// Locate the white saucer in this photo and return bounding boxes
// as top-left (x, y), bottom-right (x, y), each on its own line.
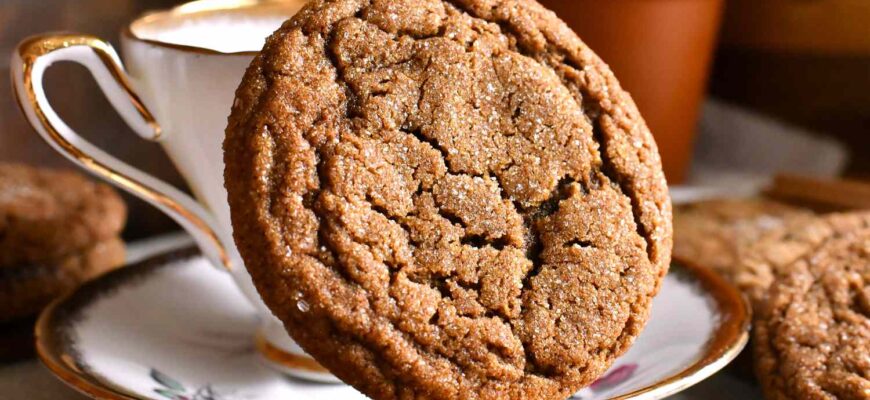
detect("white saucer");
top-left (36, 245), bottom-right (749, 400)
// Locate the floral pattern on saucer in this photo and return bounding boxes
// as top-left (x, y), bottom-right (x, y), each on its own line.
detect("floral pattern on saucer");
top-left (151, 368), bottom-right (237, 400)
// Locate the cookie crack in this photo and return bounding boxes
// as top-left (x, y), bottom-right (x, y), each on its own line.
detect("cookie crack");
top-left (588, 116), bottom-right (654, 261)
top-left (407, 127), bottom-right (453, 170)
top-left (760, 219), bottom-right (869, 398)
top-left (515, 175), bottom-right (576, 285)
top-left (325, 24), bottom-right (362, 120)
top-left (461, 233), bottom-right (509, 250)
top-left (278, 0), bottom-right (668, 389)
top-left (565, 239), bottom-right (594, 249)
top-left (443, 0), bottom-right (655, 265)
top-left (321, 19), bottom-right (531, 381)
top-left (435, 1), bottom-right (666, 380)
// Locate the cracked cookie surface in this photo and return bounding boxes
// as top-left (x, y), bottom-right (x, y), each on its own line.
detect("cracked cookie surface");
top-left (224, 0), bottom-right (671, 398)
top-left (753, 213), bottom-right (870, 400)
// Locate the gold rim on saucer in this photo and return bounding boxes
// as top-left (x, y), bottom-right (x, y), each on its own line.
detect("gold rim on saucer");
top-left (35, 249), bottom-right (204, 400)
top-left (610, 257), bottom-right (751, 400)
top-left (253, 332), bottom-right (331, 374)
top-left (35, 250), bottom-right (750, 400)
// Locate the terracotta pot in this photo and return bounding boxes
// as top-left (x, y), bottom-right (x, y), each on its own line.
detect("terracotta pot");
top-left (539, 0), bottom-right (725, 184)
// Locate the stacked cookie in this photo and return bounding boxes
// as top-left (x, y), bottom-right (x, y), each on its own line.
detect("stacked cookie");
top-left (0, 163), bottom-right (126, 358)
top-left (674, 198), bottom-right (816, 307)
top-left (675, 199), bottom-right (870, 398)
top-left (753, 212), bottom-right (869, 399)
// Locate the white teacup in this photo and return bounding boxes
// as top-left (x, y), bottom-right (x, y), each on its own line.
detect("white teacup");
top-left (11, 0), bottom-right (336, 382)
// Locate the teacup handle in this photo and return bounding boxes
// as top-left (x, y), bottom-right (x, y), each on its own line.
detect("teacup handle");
top-left (11, 33), bottom-right (232, 270)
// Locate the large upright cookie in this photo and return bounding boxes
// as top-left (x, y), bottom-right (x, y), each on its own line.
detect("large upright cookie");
top-left (753, 213), bottom-right (870, 400)
top-left (225, 0), bottom-right (671, 398)
top-left (0, 163), bottom-right (126, 267)
top-left (674, 198), bottom-right (815, 305)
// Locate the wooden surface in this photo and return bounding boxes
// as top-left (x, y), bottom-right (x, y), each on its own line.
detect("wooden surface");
top-left (766, 174), bottom-right (870, 212)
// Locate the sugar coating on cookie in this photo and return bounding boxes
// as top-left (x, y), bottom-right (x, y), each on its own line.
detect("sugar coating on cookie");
top-left (224, 0), bottom-right (671, 398)
top-left (753, 213), bottom-right (870, 400)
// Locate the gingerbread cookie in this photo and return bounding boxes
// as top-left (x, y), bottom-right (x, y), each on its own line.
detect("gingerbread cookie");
top-left (225, 0), bottom-right (671, 398)
top-left (0, 163), bottom-right (126, 267)
top-left (753, 212), bottom-right (870, 400)
top-left (0, 237), bottom-right (125, 323)
top-left (674, 198), bottom-right (815, 305)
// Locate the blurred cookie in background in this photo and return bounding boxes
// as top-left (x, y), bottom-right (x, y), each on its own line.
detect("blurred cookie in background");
top-left (674, 198), bottom-right (816, 304)
top-left (0, 163), bottom-right (126, 267)
top-left (753, 212), bottom-right (870, 400)
top-left (0, 163), bottom-right (127, 361)
top-left (0, 238), bottom-right (125, 324)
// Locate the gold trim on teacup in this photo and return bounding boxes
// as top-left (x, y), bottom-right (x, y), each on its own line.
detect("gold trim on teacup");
top-left (14, 34), bottom-right (231, 270)
top-left (17, 34), bottom-right (161, 139)
top-left (123, 0), bottom-right (306, 56)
